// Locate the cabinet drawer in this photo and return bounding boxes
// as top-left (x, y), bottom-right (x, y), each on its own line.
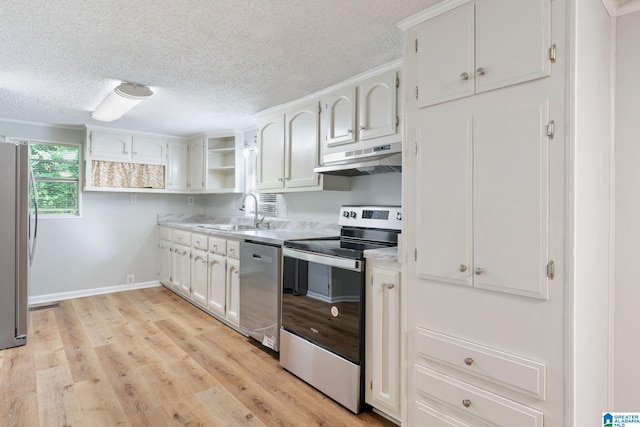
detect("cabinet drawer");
top-left (172, 230), bottom-right (191, 245)
top-left (191, 233), bottom-right (208, 250)
top-left (415, 401), bottom-right (471, 427)
top-left (227, 240), bottom-right (240, 259)
top-left (415, 365), bottom-right (543, 427)
top-left (416, 328), bottom-right (546, 400)
top-left (159, 226), bottom-right (171, 241)
top-left (208, 237), bottom-right (227, 255)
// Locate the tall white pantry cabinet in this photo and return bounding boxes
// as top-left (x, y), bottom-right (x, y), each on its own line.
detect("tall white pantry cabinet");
top-left (399, 0), bottom-right (613, 426)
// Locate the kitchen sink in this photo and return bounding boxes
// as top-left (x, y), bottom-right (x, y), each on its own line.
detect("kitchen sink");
top-left (194, 224), bottom-right (256, 231)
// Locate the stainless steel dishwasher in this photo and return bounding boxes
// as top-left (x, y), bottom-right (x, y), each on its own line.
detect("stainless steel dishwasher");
top-left (239, 240), bottom-right (282, 351)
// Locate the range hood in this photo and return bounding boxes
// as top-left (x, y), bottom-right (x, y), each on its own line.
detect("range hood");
top-left (314, 142), bottom-right (402, 176)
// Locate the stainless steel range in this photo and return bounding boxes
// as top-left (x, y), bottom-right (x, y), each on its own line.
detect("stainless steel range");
top-left (280, 205), bottom-right (401, 414)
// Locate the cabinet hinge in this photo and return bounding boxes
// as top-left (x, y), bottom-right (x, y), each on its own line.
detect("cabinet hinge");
top-left (370, 380), bottom-right (373, 390)
top-left (415, 38), bottom-right (418, 53)
top-left (396, 115), bottom-right (399, 127)
top-left (318, 103), bottom-right (322, 114)
top-left (396, 76), bottom-right (400, 88)
top-left (415, 86), bottom-right (419, 100)
top-left (549, 44), bottom-right (557, 63)
top-left (414, 141), bottom-right (418, 156)
top-left (546, 120), bottom-right (555, 139)
top-left (546, 260), bottom-right (555, 279)
top-left (414, 248), bottom-right (417, 261)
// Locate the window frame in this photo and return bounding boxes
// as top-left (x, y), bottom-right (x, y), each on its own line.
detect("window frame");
top-left (243, 139), bottom-right (278, 219)
top-left (29, 139), bottom-right (83, 219)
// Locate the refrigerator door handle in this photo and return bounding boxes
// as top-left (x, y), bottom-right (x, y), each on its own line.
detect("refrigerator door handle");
top-left (28, 161), bottom-right (38, 265)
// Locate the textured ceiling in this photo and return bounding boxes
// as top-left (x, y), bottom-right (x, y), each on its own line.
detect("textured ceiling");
top-left (0, 0), bottom-right (440, 136)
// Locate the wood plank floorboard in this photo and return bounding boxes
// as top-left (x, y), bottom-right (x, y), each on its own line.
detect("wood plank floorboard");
top-left (0, 287), bottom-right (397, 426)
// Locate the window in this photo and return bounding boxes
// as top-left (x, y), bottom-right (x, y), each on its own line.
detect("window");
top-left (30, 142), bottom-right (81, 216)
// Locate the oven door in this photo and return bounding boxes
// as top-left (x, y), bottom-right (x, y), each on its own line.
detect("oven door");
top-left (282, 248), bottom-right (364, 364)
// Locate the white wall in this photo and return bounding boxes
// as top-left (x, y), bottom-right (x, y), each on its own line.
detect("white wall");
top-left (571, 0), bottom-right (614, 423)
top-left (0, 120), bottom-right (203, 300)
top-left (202, 172), bottom-right (402, 223)
top-left (614, 9), bottom-right (640, 411)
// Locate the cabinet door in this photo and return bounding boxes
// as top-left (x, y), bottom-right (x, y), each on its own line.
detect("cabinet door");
top-left (473, 100), bottom-right (549, 299)
top-left (132, 137), bottom-right (166, 163)
top-left (416, 108), bottom-right (472, 286)
top-left (358, 71), bottom-right (397, 141)
top-left (475, 0), bottom-right (551, 94)
top-left (90, 131), bottom-right (132, 160)
top-left (226, 258), bottom-right (240, 326)
top-left (257, 115), bottom-right (285, 191)
top-left (158, 239), bottom-right (171, 285)
top-left (207, 253), bottom-right (226, 317)
top-left (191, 249), bottom-right (208, 306)
top-left (324, 86), bottom-right (357, 147)
top-left (188, 137), bottom-right (205, 191)
top-left (285, 101), bottom-right (320, 189)
top-left (367, 265), bottom-right (401, 418)
top-left (416, 2), bottom-right (475, 108)
top-left (171, 244), bottom-right (191, 297)
top-left (167, 141), bottom-right (188, 191)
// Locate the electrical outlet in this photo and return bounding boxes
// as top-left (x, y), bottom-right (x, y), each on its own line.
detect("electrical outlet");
top-left (188, 196), bottom-right (194, 206)
top-left (130, 194), bottom-right (137, 204)
top-left (280, 206), bottom-right (288, 218)
top-left (126, 274), bottom-right (134, 285)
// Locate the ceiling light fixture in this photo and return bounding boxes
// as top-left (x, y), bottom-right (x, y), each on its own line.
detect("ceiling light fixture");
top-left (91, 82), bottom-right (153, 122)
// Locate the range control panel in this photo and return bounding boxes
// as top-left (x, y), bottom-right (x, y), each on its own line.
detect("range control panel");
top-left (338, 205), bottom-right (402, 230)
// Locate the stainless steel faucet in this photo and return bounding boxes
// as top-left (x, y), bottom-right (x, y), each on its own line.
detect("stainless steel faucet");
top-left (240, 193), bottom-right (265, 228)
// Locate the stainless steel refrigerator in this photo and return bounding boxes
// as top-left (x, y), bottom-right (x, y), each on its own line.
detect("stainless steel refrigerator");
top-left (0, 138), bottom-right (38, 350)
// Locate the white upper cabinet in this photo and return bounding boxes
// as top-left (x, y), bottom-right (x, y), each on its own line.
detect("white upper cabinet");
top-left (324, 87), bottom-right (357, 147)
top-left (415, 95), bottom-right (551, 299)
top-left (285, 101), bottom-right (321, 189)
top-left (416, 0), bottom-right (551, 108)
top-left (206, 131), bottom-right (244, 193)
top-left (188, 136), bottom-right (205, 192)
top-left (257, 113), bottom-right (286, 191)
top-left (358, 71), bottom-right (398, 142)
top-left (88, 130), bottom-right (166, 164)
top-left (89, 131), bottom-right (133, 161)
top-left (167, 140), bottom-right (188, 191)
top-left (322, 69), bottom-right (399, 155)
top-left (131, 136), bottom-right (166, 163)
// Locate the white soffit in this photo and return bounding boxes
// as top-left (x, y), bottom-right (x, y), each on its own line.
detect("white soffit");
top-left (0, 0), bottom-right (440, 136)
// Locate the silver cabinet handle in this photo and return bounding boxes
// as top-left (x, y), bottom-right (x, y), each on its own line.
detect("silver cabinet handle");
top-left (462, 399), bottom-right (471, 408)
top-left (476, 67), bottom-right (486, 76)
top-left (464, 357), bottom-right (473, 366)
top-left (359, 126), bottom-right (365, 131)
top-left (459, 265), bottom-right (467, 272)
top-left (347, 129), bottom-right (353, 134)
top-left (278, 178), bottom-right (284, 182)
top-left (382, 282), bottom-right (395, 289)
top-left (459, 72), bottom-right (469, 80)
top-left (474, 267), bottom-right (484, 275)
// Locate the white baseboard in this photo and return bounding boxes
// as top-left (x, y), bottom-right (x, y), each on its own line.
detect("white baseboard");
top-left (29, 281), bottom-right (161, 306)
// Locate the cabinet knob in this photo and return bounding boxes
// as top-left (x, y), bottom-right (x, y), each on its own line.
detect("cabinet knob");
top-left (347, 129), bottom-right (353, 134)
top-left (464, 357), bottom-right (474, 366)
top-left (458, 264), bottom-right (467, 272)
top-left (382, 283), bottom-right (395, 289)
top-left (474, 267), bottom-right (484, 275)
top-left (359, 126), bottom-right (365, 131)
top-left (462, 399), bottom-right (472, 408)
top-left (476, 67), bottom-right (486, 76)
top-left (459, 72), bottom-right (469, 81)
top-left (278, 178), bottom-right (284, 182)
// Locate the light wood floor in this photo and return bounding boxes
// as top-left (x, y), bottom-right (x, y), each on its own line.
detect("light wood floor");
top-left (0, 286), bottom-right (396, 427)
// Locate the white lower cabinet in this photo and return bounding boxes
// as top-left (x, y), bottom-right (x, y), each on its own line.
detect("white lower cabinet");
top-left (224, 241), bottom-right (241, 327)
top-left (412, 327), bottom-right (546, 427)
top-left (159, 227), bottom-right (242, 331)
top-left (365, 259), bottom-right (402, 421)
top-left (190, 248), bottom-right (208, 306)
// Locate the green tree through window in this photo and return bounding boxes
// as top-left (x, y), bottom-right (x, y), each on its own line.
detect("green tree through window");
top-left (30, 143), bottom-right (80, 215)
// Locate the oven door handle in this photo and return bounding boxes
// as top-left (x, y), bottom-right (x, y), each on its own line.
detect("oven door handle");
top-left (282, 248), bottom-right (363, 272)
